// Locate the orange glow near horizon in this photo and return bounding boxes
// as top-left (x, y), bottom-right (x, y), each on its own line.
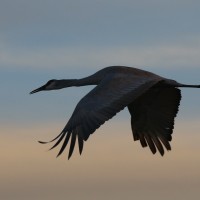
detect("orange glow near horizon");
top-left (1, 119), bottom-right (200, 200)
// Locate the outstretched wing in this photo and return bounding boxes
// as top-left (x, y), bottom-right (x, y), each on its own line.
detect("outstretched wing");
top-left (128, 86), bottom-right (181, 156)
top-left (41, 73), bottom-right (162, 159)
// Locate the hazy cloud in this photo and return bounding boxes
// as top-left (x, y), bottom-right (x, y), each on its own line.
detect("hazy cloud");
top-left (1, 0), bottom-right (200, 48)
top-left (1, 37), bottom-right (200, 69)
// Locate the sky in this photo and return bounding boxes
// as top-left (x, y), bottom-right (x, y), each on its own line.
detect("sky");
top-left (1, 0), bottom-right (200, 200)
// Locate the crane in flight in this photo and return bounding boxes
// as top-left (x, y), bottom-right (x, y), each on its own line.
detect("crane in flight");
top-left (30, 66), bottom-right (200, 159)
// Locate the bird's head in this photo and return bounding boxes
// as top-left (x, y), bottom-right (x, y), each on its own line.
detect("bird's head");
top-left (30, 79), bottom-right (58, 94)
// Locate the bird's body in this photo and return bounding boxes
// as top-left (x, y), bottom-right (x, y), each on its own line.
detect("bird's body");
top-left (30, 66), bottom-right (200, 159)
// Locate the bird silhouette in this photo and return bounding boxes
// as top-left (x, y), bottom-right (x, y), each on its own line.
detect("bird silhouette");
top-left (30, 66), bottom-right (200, 159)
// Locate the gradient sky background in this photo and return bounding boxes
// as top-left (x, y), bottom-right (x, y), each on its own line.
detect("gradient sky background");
top-left (1, 0), bottom-right (200, 200)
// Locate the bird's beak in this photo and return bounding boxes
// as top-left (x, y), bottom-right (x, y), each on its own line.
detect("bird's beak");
top-left (30, 85), bottom-right (46, 94)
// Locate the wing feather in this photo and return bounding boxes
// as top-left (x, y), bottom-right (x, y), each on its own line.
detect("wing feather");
top-left (44, 73), bottom-right (162, 158)
top-left (56, 131), bottom-right (72, 157)
top-left (145, 133), bottom-right (157, 154)
top-left (128, 87), bottom-right (181, 156)
top-left (78, 134), bottom-right (84, 155)
top-left (68, 133), bottom-right (77, 159)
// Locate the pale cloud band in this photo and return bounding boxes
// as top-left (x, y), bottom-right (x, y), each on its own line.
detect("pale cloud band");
top-left (1, 37), bottom-right (200, 70)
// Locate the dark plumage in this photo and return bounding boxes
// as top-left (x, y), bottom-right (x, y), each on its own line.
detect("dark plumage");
top-left (30, 66), bottom-right (200, 159)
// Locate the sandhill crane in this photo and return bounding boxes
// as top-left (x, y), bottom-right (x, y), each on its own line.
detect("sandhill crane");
top-left (30, 66), bottom-right (200, 159)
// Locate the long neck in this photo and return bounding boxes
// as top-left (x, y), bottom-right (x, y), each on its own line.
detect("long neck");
top-left (57, 75), bottom-right (101, 89)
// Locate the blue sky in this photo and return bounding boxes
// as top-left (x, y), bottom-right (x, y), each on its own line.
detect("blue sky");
top-left (1, 0), bottom-right (200, 69)
top-left (1, 1), bottom-right (200, 200)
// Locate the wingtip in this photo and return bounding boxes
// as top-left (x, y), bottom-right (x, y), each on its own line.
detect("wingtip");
top-left (68, 154), bottom-right (71, 160)
top-left (68, 146), bottom-right (74, 160)
top-left (167, 148), bottom-right (172, 152)
top-left (78, 136), bottom-right (84, 155)
top-left (56, 154), bottom-right (61, 158)
top-left (160, 151), bottom-right (164, 156)
top-left (152, 151), bottom-right (157, 155)
top-left (56, 151), bottom-right (62, 158)
top-left (79, 150), bottom-right (83, 155)
top-left (38, 140), bottom-right (47, 144)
